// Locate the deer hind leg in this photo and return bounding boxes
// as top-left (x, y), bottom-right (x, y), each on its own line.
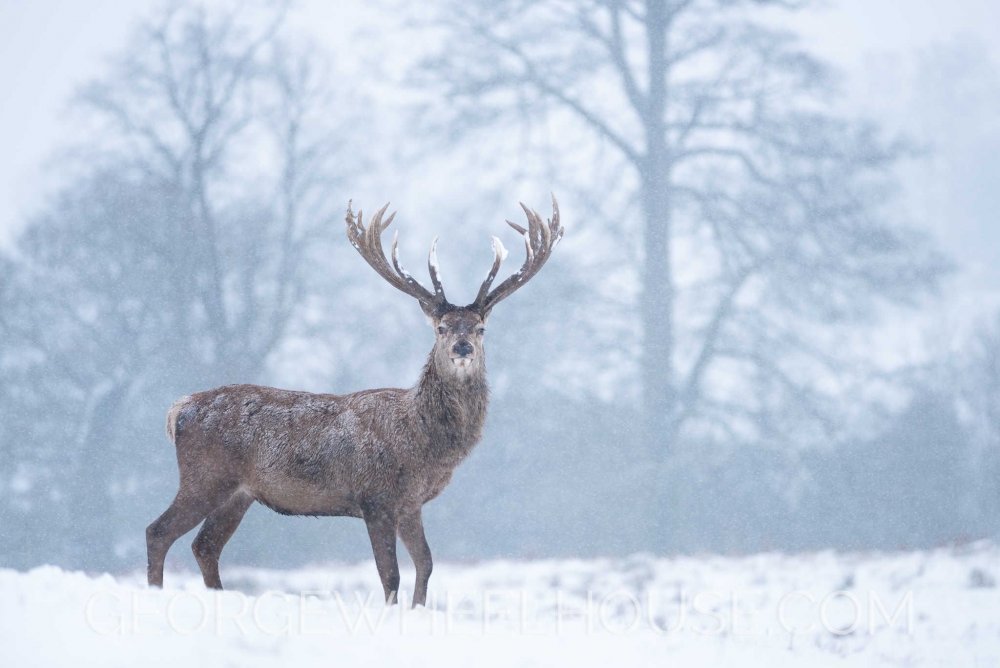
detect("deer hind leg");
top-left (192, 491), bottom-right (254, 590)
top-left (398, 510), bottom-right (433, 607)
top-left (362, 503), bottom-right (400, 604)
top-left (146, 485), bottom-right (236, 588)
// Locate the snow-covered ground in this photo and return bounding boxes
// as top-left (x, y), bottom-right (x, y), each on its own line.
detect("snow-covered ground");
top-left (2, 543), bottom-right (998, 666)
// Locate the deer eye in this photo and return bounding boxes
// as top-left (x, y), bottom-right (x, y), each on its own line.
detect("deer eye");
top-left (437, 326), bottom-right (447, 335)
top-left (476, 328), bottom-right (486, 336)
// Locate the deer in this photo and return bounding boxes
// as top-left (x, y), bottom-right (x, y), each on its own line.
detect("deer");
top-left (145, 197), bottom-right (562, 606)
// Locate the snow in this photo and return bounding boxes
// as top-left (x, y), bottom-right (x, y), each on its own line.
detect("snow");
top-left (491, 235), bottom-right (508, 262)
top-left (390, 231), bottom-right (413, 280)
top-left (2, 543), bottom-right (998, 667)
top-left (429, 237), bottom-right (441, 273)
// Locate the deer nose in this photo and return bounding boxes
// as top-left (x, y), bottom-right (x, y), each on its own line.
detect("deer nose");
top-left (452, 340), bottom-right (474, 357)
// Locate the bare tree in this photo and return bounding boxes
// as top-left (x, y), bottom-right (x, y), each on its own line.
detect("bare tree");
top-left (0, 171), bottom-right (179, 565)
top-left (411, 0), bottom-right (947, 456)
top-left (76, 1), bottom-right (352, 381)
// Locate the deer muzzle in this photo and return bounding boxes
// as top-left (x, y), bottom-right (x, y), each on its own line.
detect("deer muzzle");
top-left (452, 340), bottom-right (474, 358)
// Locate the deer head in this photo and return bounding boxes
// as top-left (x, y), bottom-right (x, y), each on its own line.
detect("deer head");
top-left (345, 197), bottom-right (563, 377)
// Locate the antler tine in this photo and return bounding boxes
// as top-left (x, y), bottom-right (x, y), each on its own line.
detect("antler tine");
top-left (472, 196), bottom-right (563, 315)
top-left (506, 218), bottom-right (527, 235)
top-left (473, 235), bottom-right (508, 305)
top-left (389, 231), bottom-right (408, 278)
top-left (345, 200), bottom-right (364, 242)
top-left (345, 201), bottom-right (443, 310)
top-left (550, 191), bottom-right (562, 237)
top-left (520, 203), bottom-right (540, 244)
top-left (382, 210), bottom-right (397, 231)
top-left (366, 205), bottom-right (391, 267)
top-left (506, 218), bottom-right (533, 263)
top-left (427, 237), bottom-right (447, 299)
top-left (364, 204), bottom-right (401, 284)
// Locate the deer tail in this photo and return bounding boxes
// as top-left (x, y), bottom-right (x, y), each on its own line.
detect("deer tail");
top-left (165, 395), bottom-right (192, 442)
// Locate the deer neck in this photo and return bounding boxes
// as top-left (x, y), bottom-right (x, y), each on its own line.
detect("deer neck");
top-left (413, 350), bottom-right (489, 458)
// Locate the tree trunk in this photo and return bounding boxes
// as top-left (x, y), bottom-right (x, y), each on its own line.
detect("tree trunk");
top-left (639, 165), bottom-right (675, 452)
top-left (68, 381), bottom-right (129, 570)
top-left (639, 0), bottom-right (675, 454)
top-left (638, 0), bottom-right (686, 552)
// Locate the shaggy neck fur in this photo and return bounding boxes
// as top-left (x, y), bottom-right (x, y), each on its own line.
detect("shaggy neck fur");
top-left (413, 347), bottom-right (489, 461)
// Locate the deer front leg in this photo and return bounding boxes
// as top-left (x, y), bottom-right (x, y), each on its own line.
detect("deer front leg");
top-left (363, 503), bottom-right (400, 604)
top-left (398, 510), bottom-right (433, 607)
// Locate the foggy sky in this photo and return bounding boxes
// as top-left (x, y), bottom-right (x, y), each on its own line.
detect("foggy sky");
top-left (1, 0), bottom-right (998, 260)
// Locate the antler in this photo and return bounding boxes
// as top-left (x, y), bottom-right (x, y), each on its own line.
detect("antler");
top-left (346, 202), bottom-right (449, 314)
top-left (471, 195), bottom-right (563, 315)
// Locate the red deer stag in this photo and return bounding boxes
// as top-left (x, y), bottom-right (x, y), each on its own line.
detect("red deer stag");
top-left (146, 197), bottom-right (563, 606)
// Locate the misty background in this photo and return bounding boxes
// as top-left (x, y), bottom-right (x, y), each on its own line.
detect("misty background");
top-left (1, 0), bottom-right (998, 574)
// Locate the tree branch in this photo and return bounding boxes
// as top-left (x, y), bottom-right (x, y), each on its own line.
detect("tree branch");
top-left (469, 21), bottom-right (642, 164)
top-left (676, 264), bottom-right (756, 427)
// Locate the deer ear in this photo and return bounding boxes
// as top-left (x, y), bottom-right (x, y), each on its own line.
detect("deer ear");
top-left (419, 300), bottom-right (438, 320)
